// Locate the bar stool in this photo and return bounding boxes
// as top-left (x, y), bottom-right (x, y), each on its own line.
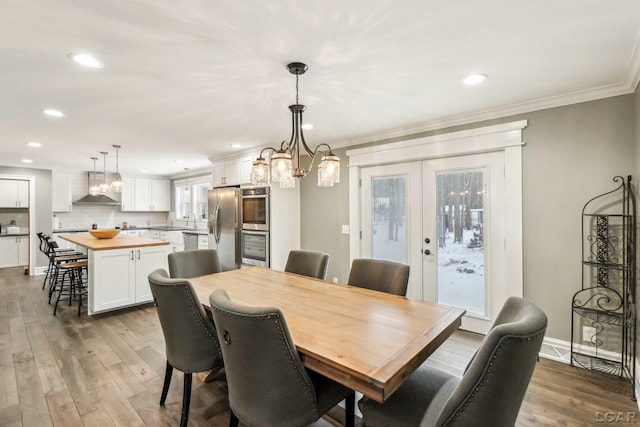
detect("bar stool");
top-left (53, 260), bottom-right (88, 316)
top-left (46, 240), bottom-right (87, 303)
top-left (42, 236), bottom-right (81, 291)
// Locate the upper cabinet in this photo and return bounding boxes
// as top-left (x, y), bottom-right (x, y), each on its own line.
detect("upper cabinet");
top-left (120, 177), bottom-right (135, 211)
top-left (121, 177), bottom-right (170, 212)
top-left (211, 155), bottom-right (254, 187)
top-left (0, 179), bottom-right (29, 208)
top-left (52, 173), bottom-right (72, 212)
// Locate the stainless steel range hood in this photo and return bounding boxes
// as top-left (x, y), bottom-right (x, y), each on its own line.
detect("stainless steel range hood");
top-left (73, 172), bottom-right (121, 205)
top-left (74, 193), bottom-right (121, 205)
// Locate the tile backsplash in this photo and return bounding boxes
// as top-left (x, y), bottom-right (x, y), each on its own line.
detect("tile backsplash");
top-left (54, 205), bottom-right (168, 230)
top-left (0, 208), bottom-right (29, 232)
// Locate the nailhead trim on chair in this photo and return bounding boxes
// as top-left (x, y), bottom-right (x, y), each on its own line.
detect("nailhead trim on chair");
top-left (444, 328), bottom-right (546, 426)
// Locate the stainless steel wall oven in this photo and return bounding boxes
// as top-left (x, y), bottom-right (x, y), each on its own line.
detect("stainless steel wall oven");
top-left (240, 186), bottom-right (270, 267)
top-left (241, 186), bottom-right (269, 231)
top-left (240, 229), bottom-right (269, 267)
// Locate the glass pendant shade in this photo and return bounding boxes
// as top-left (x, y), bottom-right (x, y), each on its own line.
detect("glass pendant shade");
top-left (111, 173), bottom-right (123, 192)
top-left (251, 157), bottom-right (270, 185)
top-left (279, 169), bottom-right (296, 188)
top-left (271, 150), bottom-right (292, 183)
top-left (318, 154), bottom-right (340, 187)
top-left (89, 184), bottom-right (100, 196)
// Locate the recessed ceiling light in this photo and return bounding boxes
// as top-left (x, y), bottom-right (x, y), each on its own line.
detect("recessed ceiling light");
top-left (141, 169), bottom-right (148, 173)
top-left (175, 159), bottom-right (184, 164)
top-left (463, 74), bottom-right (487, 85)
top-left (22, 159), bottom-right (33, 163)
top-left (27, 141), bottom-right (42, 148)
top-left (231, 143), bottom-right (243, 148)
top-left (43, 108), bottom-right (64, 117)
top-left (301, 123), bottom-right (313, 130)
top-left (69, 53), bottom-right (104, 69)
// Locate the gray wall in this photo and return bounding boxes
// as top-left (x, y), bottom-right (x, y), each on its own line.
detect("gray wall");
top-left (301, 94), bottom-right (635, 342)
top-left (0, 166), bottom-right (52, 268)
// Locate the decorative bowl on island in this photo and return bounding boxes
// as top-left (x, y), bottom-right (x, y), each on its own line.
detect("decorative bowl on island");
top-left (89, 229), bottom-right (120, 239)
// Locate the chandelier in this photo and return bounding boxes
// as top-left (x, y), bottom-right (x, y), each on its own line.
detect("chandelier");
top-left (251, 62), bottom-right (340, 188)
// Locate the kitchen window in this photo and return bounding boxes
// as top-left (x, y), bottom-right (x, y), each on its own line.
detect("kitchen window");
top-left (174, 175), bottom-right (211, 219)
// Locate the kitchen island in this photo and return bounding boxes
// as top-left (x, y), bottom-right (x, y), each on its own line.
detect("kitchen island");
top-left (58, 233), bottom-right (170, 315)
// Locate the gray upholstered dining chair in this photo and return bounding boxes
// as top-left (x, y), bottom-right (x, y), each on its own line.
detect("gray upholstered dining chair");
top-left (148, 269), bottom-right (224, 427)
top-left (284, 249), bottom-right (330, 280)
top-left (361, 296), bottom-right (547, 427)
top-left (347, 258), bottom-right (410, 296)
top-left (168, 249), bottom-right (222, 278)
top-left (209, 289), bottom-right (355, 427)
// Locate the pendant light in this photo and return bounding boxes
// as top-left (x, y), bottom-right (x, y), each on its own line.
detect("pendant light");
top-left (111, 145), bottom-right (123, 192)
top-left (98, 151), bottom-right (110, 194)
top-left (89, 157), bottom-right (100, 196)
top-left (184, 168), bottom-right (190, 197)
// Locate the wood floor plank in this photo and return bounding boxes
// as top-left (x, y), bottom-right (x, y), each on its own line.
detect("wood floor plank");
top-left (45, 389), bottom-right (84, 427)
top-left (13, 351), bottom-right (52, 427)
top-left (0, 350), bottom-right (19, 410)
top-left (0, 403), bottom-right (22, 427)
top-left (0, 266), bottom-right (637, 427)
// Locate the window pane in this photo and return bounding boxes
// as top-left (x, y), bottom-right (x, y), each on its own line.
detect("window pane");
top-left (371, 176), bottom-right (407, 263)
top-left (436, 169), bottom-right (486, 315)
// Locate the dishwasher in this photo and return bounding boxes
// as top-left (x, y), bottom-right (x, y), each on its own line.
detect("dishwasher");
top-left (183, 233), bottom-right (199, 250)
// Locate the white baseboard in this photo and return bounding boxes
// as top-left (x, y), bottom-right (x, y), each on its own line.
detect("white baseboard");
top-left (33, 266), bottom-right (47, 275)
top-left (542, 337), bottom-right (640, 412)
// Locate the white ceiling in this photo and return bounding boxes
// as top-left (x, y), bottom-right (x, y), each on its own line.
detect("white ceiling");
top-left (1, 0), bottom-right (639, 177)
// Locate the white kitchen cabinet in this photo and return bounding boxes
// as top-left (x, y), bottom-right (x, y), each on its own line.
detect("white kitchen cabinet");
top-left (211, 161), bottom-right (226, 187)
top-left (124, 229), bottom-right (150, 238)
top-left (122, 177), bottom-right (170, 211)
top-left (120, 177), bottom-right (135, 211)
top-left (169, 242), bottom-right (184, 253)
top-left (52, 173), bottom-right (73, 212)
top-left (198, 235), bottom-right (208, 249)
top-left (0, 179), bottom-right (29, 208)
top-left (0, 236), bottom-right (28, 268)
top-left (89, 245), bottom-right (168, 313)
top-left (157, 230), bottom-right (184, 253)
top-left (211, 155), bottom-right (254, 187)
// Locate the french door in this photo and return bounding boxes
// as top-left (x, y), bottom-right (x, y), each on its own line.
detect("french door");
top-left (360, 162), bottom-right (422, 299)
top-left (360, 152), bottom-right (518, 334)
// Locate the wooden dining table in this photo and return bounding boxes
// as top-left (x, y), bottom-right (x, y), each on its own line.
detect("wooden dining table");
top-left (189, 267), bottom-right (465, 403)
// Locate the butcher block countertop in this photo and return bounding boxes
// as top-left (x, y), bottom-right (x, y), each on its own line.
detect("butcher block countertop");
top-left (57, 232), bottom-right (170, 251)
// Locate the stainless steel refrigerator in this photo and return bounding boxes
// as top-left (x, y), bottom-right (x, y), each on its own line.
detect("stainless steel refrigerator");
top-left (208, 186), bottom-right (241, 271)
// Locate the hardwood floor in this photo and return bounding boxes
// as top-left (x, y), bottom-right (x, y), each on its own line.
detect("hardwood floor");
top-left (1, 266), bottom-right (637, 426)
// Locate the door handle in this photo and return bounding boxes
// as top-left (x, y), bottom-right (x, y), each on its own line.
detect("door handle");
top-left (423, 249), bottom-right (431, 255)
top-left (215, 206), bottom-right (222, 244)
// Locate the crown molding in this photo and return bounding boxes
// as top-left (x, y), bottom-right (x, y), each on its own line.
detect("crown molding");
top-left (331, 41), bottom-right (640, 150)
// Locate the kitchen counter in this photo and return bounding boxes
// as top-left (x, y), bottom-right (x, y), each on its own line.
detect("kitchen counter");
top-left (53, 225), bottom-right (192, 233)
top-left (57, 233), bottom-right (169, 315)
top-left (58, 232), bottom-right (169, 251)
